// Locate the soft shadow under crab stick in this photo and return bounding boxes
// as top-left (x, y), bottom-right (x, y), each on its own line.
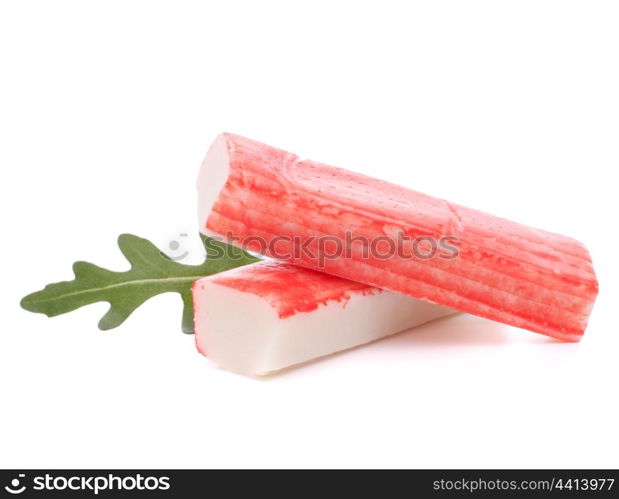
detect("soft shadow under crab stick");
top-left (192, 260), bottom-right (454, 376)
top-left (198, 133), bottom-right (598, 342)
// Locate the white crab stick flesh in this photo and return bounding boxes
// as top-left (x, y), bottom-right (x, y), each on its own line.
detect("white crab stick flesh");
top-left (193, 261), bottom-right (454, 376)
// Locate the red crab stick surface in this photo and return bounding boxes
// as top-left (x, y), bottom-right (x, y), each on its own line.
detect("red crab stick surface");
top-left (193, 260), bottom-right (454, 376)
top-left (198, 133), bottom-right (598, 342)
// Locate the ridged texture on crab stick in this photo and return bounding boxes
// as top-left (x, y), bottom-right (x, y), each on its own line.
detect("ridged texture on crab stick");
top-left (192, 260), bottom-right (454, 375)
top-left (197, 133), bottom-right (598, 342)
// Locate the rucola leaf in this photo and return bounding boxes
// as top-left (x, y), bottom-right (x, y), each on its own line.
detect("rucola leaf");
top-left (20, 233), bottom-right (260, 333)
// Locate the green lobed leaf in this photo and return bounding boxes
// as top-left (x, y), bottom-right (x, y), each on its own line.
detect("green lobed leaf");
top-left (20, 233), bottom-right (260, 333)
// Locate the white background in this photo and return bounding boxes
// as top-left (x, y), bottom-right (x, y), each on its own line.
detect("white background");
top-left (1, 1), bottom-right (617, 469)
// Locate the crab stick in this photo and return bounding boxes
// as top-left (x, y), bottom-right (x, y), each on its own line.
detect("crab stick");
top-left (192, 261), bottom-right (454, 376)
top-left (198, 133), bottom-right (598, 342)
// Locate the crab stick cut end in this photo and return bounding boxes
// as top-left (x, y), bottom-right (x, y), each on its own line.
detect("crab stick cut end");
top-left (197, 133), bottom-right (231, 237)
top-left (192, 261), bottom-right (454, 376)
